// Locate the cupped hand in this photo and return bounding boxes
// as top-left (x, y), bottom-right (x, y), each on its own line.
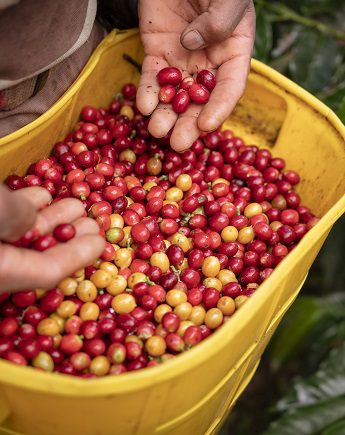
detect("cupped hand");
top-left (137, 0), bottom-right (255, 152)
top-left (0, 185), bottom-right (105, 292)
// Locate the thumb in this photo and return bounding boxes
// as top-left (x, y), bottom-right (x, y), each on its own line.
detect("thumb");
top-left (180, 0), bottom-right (250, 50)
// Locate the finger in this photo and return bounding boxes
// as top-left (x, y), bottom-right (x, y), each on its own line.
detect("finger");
top-left (170, 104), bottom-right (202, 152)
top-left (35, 198), bottom-right (86, 235)
top-left (0, 234), bottom-right (105, 292)
top-left (0, 185), bottom-right (47, 241)
top-left (12, 186), bottom-right (52, 209)
top-left (197, 54), bottom-right (250, 131)
top-left (136, 55), bottom-right (168, 116)
top-left (198, 5), bottom-right (255, 131)
top-left (148, 103), bottom-right (178, 138)
top-left (180, 0), bottom-right (250, 50)
top-left (73, 217), bottom-right (100, 237)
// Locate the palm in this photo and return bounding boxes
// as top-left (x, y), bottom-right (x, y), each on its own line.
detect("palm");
top-left (137, 0), bottom-right (255, 151)
top-left (141, 4), bottom-right (215, 72)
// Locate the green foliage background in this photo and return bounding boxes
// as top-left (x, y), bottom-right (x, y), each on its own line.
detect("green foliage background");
top-left (221, 1), bottom-right (345, 433)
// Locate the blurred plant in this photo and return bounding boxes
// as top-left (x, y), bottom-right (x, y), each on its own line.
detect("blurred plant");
top-left (253, 0), bottom-right (345, 122)
top-left (220, 1), bottom-right (345, 433)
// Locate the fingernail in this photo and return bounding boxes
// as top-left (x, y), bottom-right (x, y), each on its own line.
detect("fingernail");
top-left (181, 30), bottom-right (205, 50)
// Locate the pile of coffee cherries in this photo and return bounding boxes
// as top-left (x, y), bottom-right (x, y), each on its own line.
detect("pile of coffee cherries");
top-left (0, 81), bottom-right (318, 377)
top-left (157, 67), bottom-right (216, 113)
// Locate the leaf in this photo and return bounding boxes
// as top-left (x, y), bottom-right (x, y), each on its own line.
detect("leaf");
top-left (288, 28), bottom-right (343, 93)
top-left (275, 343), bottom-right (345, 412)
top-left (253, 7), bottom-right (273, 62)
top-left (264, 397), bottom-right (345, 435)
top-left (321, 419), bottom-right (345, 435)
top-left (305, 319), bottom-right (345, 371)
top-left (268, 296), bottom-right (344, 371)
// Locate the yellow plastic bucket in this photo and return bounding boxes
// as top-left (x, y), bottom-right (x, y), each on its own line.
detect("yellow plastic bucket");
top-left (0, 29), bottom-right (344, 435)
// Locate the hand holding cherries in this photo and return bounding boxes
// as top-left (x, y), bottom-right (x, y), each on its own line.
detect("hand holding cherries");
top-left (157, 67), bottom-right (216, 114)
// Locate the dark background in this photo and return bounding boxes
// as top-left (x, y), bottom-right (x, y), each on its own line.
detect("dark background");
top-left (220, 1), bottom-right (345, 433)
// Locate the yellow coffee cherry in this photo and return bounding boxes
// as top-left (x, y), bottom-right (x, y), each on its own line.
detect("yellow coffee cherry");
top-left (212, 178), bottom-right (230, 186)
top-left (237, 226), bottom-right (255, 244)
top-left (58, 277), bottom-right (78, 296)
top-left (120, 105), bottom-right (134, 119)
top-left (203, 277), bottom-right (222, 292)
top-left (106, 275), bottom-right (127, 296)
top-left (205, 308), bottom-right (223, 329)
top-left (127, 272), bottom-right (146, 289)
top-left (168, 232), bottom-right (191, 253)
top-left (217, 296), bottom-right (236, 316)
top-left (111, 293), bottom-right (136, 314)
top-left (202, 256), bottom-right (221, 278)
top-left (174, 302), bottom-right (192, 320)
top-left (87, 274), bottom-right (109, 293)
top-left (114, 248), bottom-right (133, 268)
top-left (90, 356), bottom-right (110, 376)
top-left (119, 149), bottom-right (136, 164)
top-left (56, 300), bottom-right (77, 318)
top-left (176, 174), bottom-right (192, 192)
top-left (99, 261), bottom-right (118, 278)
top-left (49, 314), bottom-right (65, 333)
top-left (217, 269), bottom-right (238, 285)
top-left (244, 202), bottom-right (263, 218)
top-left (143, 181), bottom-right (157, 191)
top-left (80, 302), bottom-right (100, 321)
top-left (165, 187), bottom-right (183, 202)
top-left (76, 280), bottom-right (98, 302)
top-left (145, 336), bottom-right (166, 357)
top-left (189, 306), bottom-right (206, 326)
top-left (110, 213), bottom-right (124, 228)
top-left (73, 269), bottom-right (85, 283)
top-left (221, 226), bottom-right (238, 242)
top-left (32, 352), bottom-right (54, 372)
top-left (166, 290), bottom-right (187, 307)
top-left (235, 295), bottom-right (248, 309)
top-left (150, 252), bottom-right (170, 273)
top-left (37, 318), bottom-right (59, 336)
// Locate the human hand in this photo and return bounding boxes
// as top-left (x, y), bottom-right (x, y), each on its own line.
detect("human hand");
top-left (137, 0), bottom-right (255, 152)
top-left (0, 184), bottom-right (105, 292)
